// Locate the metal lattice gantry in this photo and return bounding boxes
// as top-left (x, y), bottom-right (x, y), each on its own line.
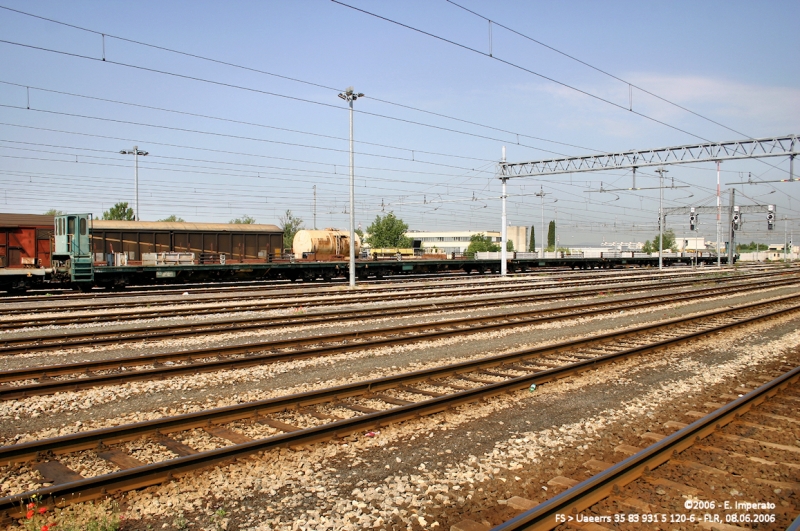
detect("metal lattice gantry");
top-left (497, 135), bottom-right (797, 178)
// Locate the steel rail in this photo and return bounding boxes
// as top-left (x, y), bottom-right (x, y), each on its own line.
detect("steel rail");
top-left (1, 273), bottom-right (796, 354)
top-left (0, 265), bottom-right (599, 303)
top-left (491, 365), bottom-right (800, 531)
top-left (0, 274), bottom-right (630, 322)
top-left (0, 266), bottom-right (753, 316)
top-left (0, 269), bottom-right (782, 330)
top-left (0, 298), bottom-right (798, 517)
top-left (2, 287), bottom-right (798, 400)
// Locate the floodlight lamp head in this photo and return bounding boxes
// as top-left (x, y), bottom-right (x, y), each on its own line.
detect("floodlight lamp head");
top-left (141, 151), bottom-right (149, 156)
top-left (357, 93), bottom-right (364, 98)
top-left (338, 93), bottom-right (346, 100)
top-left (119, 150), bottom-right (127, 154)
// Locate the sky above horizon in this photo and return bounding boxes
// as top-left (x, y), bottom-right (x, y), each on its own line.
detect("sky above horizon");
top-left (0, 0), bottom-right (798, 246)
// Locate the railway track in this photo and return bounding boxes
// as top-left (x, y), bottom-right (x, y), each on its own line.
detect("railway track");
top-left (2, 273), bottom-right (798, 355)
top-left (490, 364), bottom-right (800, 531)
top-left (1, 269), bottom-right (793, 330)
top-left (0, 268), bottom-right (764, 315)
top-left (1, 264), bottom-right (746, 302)
top-left (0, 293), bottom-right (798, 517)
top-left (2, 281), bottom-right (799, 399)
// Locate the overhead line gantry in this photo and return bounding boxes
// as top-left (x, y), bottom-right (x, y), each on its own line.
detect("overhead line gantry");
top-left (497, 135), bottom-right (797, 274)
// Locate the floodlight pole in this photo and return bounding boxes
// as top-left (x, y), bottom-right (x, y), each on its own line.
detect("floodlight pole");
top-left (119, 145), bottom-right (149, 221)
top-left (338, 88), bottom-right (364, 287)
top-left (500, 147), bottom-right (508, 276)
top-left (535, 186), bottom-right (547, 257)
top-left (716, 160), bottom-right (721, 267)
top-left (655, 167), bottom-right (667, 270)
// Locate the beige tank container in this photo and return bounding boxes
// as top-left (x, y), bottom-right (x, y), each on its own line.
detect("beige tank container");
top-left (292, 229), bottom-right (361, 258)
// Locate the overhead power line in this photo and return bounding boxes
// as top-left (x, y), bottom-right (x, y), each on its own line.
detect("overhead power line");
top-left (0, 103), bottom-right (496, 173)
top-left (444, 0), bottom-right (753, 140)
top-left (0, 80), bottom-right (494, 164)
top-left (0, 4), bottom-right (599, 153)
top-left (332, 0), bottom-right (718, 143)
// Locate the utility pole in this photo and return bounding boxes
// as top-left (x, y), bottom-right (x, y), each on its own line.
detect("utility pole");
top-left (655, 167), bottom-right (667, 270)
top-left (500, 146), bottom-right (508, 276)
top-left (313, 185), bottom-right (317, 230)
top-left (119, 146), bottom-right (149, 221)
top-left (727, 189), bottom-right (736, 264)
top-left (534, 186), bottom-right (548, 256)
top-left (716, 160), bottom-right (721, 267)
top-left (338, 87), bottom-right (364, 288)
top-left (785, 217), bottom-right (789, 262)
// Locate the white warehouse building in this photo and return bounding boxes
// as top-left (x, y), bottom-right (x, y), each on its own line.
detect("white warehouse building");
top-left (406, 226), bottom-right (528, 254)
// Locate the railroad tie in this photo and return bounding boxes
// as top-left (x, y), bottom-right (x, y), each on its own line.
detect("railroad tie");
top-left (663, 420), bottom-right (688, 430)
top-left (449, 519), bottom-right (490, 531)
top-left (333, 401), bottom-right (381, 414)
top-left (547, 475), bottom-right (579, 489)
top-left (685, 410), bottom-right (708, 419)
top-left (257, 418), bottom-right (302, 433)
top-left (97, 449), bottom-right (146, 469)
top-left (506, 495), bottom-right (537, 512)
top-left (397, 385), bottom-right (445, 398)
top-left (33, 461), bottom-right (84, 484)
top-left (369, 393), bottom-right (413, 406)
top-left (640, 431), bottom-right (666, 442)
top-left (204, 426), bottom-right (254, 444)
top-left (614, 444), bottom-right (643, 456)
top-left (157, 435), bottom-right (198, 456)
top-left (299, 408), bottom-right (344, 421)
top-left (583, 459), bottom-right (613, 472)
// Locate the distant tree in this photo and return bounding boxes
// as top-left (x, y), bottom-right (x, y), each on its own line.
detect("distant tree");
top-left (354, 227), bottom-right (364, 239)
top-left (528, 225), bottom-right (535, 252)
top-left (230, 215), bottom-right (256, 225)
top-left (158, 215), bottom-right (185, 222)
top-left (547, 220), bottom-right (556, 251)
top-left (365, 213), bottom-right (412, 248)
top-left (102, 202), bottom-right (135, 221)
top-left (642, 229), bottom-right (677, 253)
top-left (43, 209), bottom-right (65, 216)
top-left (466, 233), bottom-right (500, 254)
top-left (279, 210), bottom-right (304, 250)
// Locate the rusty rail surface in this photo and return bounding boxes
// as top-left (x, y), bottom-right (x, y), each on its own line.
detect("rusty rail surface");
top-left (2, 272), bottom-right (797, 354)
top-left (491, 365), bottom-right (800, 531)
top-left (2, 285), bottom-right (799, 399)
top-left (0, 297), bottom-right (798, 517)
top-left (0, 268), bottom-right (778, 326)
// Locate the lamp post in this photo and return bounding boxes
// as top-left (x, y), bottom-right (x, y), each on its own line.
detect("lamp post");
top-left (119, 146), bottom-right (148, 221)
top-left (655, 167), bottom-right (668, 270)
top-left (338, 87), bottom-right (364, 288)
top-left (534, 186), bottom-right (548, 256)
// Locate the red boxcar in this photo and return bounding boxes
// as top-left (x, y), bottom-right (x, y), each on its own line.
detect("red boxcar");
top-left (0, 213), bottom-right (53, 268)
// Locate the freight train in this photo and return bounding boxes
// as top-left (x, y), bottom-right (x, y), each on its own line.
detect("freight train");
top-left (0, 212), bottom-right (730, 293)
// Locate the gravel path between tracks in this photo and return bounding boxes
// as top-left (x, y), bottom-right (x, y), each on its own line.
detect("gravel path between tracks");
top-left (50, 311), bottom-right (797, 531)
top-left (2, 274), bottom-right (798, 530)
top-left (2, 285), bottom-right (798, 438)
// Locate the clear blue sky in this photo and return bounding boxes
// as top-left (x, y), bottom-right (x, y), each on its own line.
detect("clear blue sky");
top-left (0, 0), bottom-right (797, 245)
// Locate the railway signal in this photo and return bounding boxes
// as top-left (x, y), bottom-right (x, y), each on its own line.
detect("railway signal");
top-left (767, 205), bottom-right (775, 230)
top-left (689, 208), bottom-right (697, 231)
top-left (732, 206), bottom-right (741, 231)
